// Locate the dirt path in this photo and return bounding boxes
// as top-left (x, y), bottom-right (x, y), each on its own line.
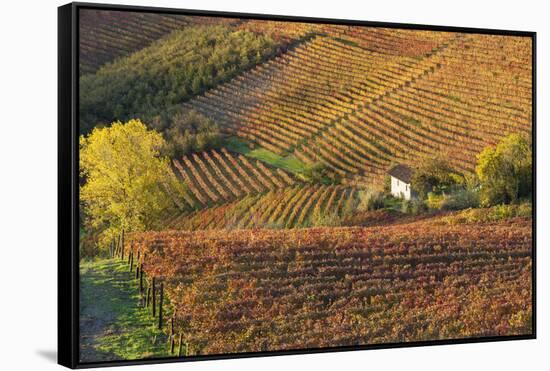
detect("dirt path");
top-left (79, 259), bottom-right (168, 363)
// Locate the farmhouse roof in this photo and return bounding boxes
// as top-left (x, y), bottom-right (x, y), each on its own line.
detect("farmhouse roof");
top-left (388, 164), bottom-right (413, 183)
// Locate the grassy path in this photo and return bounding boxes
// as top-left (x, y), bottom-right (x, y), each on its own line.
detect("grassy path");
top-left (79, 259), bottom-right (169, 363)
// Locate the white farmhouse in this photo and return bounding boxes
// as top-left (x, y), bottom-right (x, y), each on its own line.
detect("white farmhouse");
top-left (388, 164), bottom-right (414, 200)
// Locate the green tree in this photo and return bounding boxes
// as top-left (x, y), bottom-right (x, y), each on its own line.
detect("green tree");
top-left (411, 156), bottom-right (459, 199)
top-left (80, 119), bottom-right (185, 250)
top-left (476, 133), bottom-right (532, 206)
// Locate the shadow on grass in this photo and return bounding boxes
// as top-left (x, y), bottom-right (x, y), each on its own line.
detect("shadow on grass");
top-left (79, 259), bottom-right (169, 363)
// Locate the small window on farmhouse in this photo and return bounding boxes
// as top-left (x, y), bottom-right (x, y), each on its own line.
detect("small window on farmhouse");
top-left (406, 184), bottom-right (408, 191)
top-left (397, 179), bottom-right (399, 186)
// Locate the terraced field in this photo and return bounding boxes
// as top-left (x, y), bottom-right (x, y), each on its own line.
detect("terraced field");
top-left (153, 26), bottom-right (532, 232)
top-left (80, 13), bottom-right (531, 189)
top-left (300, 34), bottom-right (532, 184)
top-left (127, 216), bottom-right (532, 355)
top-left (181, 30), bottom-right (531, 186)
top-left (183, 34), bottom-right (452, 158)
top-left (79, 9), bottom-right (238, 74)
top-left (166, 185), bottom-right (359, 230)
top-left (239, 20), bottom-right (457, 58)
top-left (169, 149), bottom-right (298, 209)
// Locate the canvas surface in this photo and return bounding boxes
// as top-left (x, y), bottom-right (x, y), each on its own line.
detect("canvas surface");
top-left (76, 7), bottom-right (534, 364)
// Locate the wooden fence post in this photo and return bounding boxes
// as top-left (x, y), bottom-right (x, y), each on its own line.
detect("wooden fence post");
top-left (158, 282), bottom-right (164, 329)
top-left (170, 314), bottom-right (175, 336)
top-left (118, 234), bottom-right (123, 260)
top-left (178, 334), bottom-right (183, 357)
top-left (146, 286), bottom-right (151, 308)
top-left (152, 277), bottom-right (156, 316)
top-left (139, 265), bottom-right (143, 292)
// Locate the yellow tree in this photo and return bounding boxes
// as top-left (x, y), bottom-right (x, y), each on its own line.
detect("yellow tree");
top-left (80, 119), bottom-right (185, 249)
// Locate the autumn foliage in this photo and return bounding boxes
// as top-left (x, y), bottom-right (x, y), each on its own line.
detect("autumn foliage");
top-left (128, 215), bottom-right (532, 355)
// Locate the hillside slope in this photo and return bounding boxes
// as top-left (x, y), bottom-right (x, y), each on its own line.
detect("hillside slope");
top-left (165, 184), bottom-right (359, 230)
top-left (128, 215), bottom-right (532, 354)
top-left (182, 30), bottom-right (531, 187)
top-left (79, 9), bottom-right (238, 75)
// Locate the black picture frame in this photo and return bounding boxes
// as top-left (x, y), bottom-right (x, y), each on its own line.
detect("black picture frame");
top-left (58, 2), bottom-right (537, 369)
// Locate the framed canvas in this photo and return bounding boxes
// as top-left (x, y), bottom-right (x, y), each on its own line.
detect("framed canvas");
top-left (58, 2), bottom-right (536, 368)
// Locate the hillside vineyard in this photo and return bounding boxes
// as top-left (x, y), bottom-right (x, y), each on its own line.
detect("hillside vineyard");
top-left (77, 8), bottom-right (533, 363)
top-left (166, 185), bottom-right (358, 230)
top-left (148, 25), bottom-right (531, 220)
top-left (171, 149), bottom-right (297, 207)
top-left (81, 17), bottom-right (531, 190)
top-left (184, 26), bottom-right (530, 186)
top-left (128, 217), bottom-right (532, 354)
top-left (79, 10), bottom-right (238, 75)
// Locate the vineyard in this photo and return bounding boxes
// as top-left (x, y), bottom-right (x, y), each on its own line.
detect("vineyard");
top-left (79, 10), bottom-right (238, 75)
top-left (183, 29), bottom-right (531, 186)
top-left (166, 185), bottom-right (359, 230)
top-left (80, 13), bottom-right (531, 188)
top-left (183, 34), bottom-right (437, 156)
top-left (168, 149), bottom-right (297, 209)
top-left (78, 9), bottom-right (533, 362)
top-left (124, 215), bottom-right (532, 355)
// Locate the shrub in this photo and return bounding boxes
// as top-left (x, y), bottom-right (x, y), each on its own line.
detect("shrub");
top-left (426, 192), bottom-right (446, 210)
top-left (440, 202), bottom-right (532, 225)
top-left (341, 194), bottom-right (359, 218)
top-left (401, 198), bottom-right (427, 214)
top-left (312, 211), bottom-right (342, 227)
top-left (440, 189), bottom-right (480, 210)
top-left (357, 190), bottom-right (386, 211)
top-left (427, 189), bottom-right (480, 211)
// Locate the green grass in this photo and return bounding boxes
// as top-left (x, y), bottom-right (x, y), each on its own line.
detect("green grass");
top-left (79, 258), bottom-right (170, 362)
top-left (224, 136), bottom-right (308, 175)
